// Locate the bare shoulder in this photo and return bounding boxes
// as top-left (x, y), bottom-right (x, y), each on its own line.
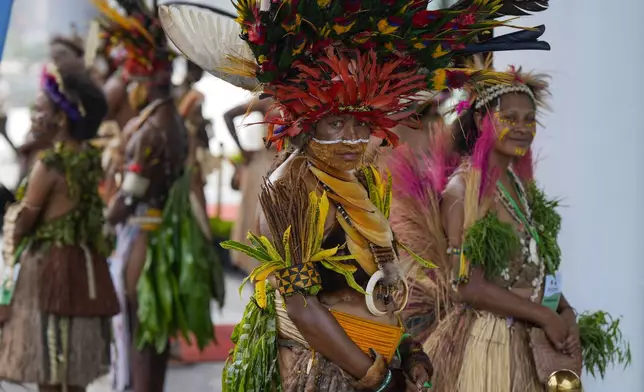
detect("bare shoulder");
top-left (443, 172), bottom-right (466, 203)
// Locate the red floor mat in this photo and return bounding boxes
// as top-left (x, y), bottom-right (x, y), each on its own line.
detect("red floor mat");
top-left (171, 324), bottom-right (235, 363)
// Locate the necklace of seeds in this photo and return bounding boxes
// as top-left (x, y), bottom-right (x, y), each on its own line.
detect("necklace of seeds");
top-left (496, 169), bottom-right (545, 302)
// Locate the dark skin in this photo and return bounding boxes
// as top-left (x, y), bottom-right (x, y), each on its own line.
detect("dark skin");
top-left (105, 75), bottom-right (185, 392)
top-left (223, 98), bottom-right (273, 162)
top-left (258, 115), bottom-right (430, 389)
top-left (444, 93), bottom-right (580, 356)
top-left (14, 92), bottom-right (86, 392)
top-left (103, 71), bottom-right (138, 130)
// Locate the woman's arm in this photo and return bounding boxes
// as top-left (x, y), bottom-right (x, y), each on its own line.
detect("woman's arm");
top-left (13, 160), bottom-right (56, 241)
top-left (256, 207), bottom-right (373, 379)
top-left (223, 99), bottom-right (269, 156)
top-left (284, 294), bottom-right (374, 379)
top-left (441, 179), bottom-right (557, 328)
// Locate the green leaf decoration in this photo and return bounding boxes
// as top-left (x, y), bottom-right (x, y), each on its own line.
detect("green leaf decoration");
top-left (320, 259), bottom-right (366, 295)
top-left (223, 289), bottom-right (282, 392)
top-left (578, 310), bottom-right (632, 379)
top-left (463, 212), bottom-right (519, 279)
top-left (397, 241), bottom-right (437, 269)
top-left (527, 181), bottom-right (563, 273)
top-left (136, 171), bottom-right (225, 352)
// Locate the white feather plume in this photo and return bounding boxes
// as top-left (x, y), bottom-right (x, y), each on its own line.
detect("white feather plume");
top-left (158, 4), bottom-right (258, 91)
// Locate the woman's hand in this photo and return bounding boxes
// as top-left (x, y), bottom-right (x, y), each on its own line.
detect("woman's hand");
top-left (541, 311), bottom-right (569, 352)
top-left (407, 363), bottom-right (432, 390)
top-left (563, 323), bottom-right (581, 357)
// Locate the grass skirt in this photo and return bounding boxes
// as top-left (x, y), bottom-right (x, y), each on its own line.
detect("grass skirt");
top-left (0, 248), bottom-right (111, 387)
top-left (279, 344), bottom-right (357, 392)
top-left (425, 307), bottom-right (542, 392)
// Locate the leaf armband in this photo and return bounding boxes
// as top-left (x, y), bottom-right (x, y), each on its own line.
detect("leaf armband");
top-left (274, 262), bottom-right (322, 297)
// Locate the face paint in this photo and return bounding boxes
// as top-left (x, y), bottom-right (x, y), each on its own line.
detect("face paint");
top-left (499, 127), bottom-right (510, 141)
top-left (310, 138), bottom-right (370, 145)
top-left (307, 138), bottom-right (369, 171)
top-left (515, 147), bottom-right (527, 156)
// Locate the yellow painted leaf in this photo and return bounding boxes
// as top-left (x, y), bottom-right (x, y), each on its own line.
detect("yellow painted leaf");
top-left (283, 226), bottom-right (292, 266)
top-left (250, 261), bottom-right (282, 282)
top-left (254, 264), bottom-right (281, 282)
top-left (255, 279), bottom-right (268, 309)
top-left (310, 246), bottom-right (340, 262)
top-left (397, 241), bottom-right (437, 269)
top-left (259, 236), bottom-right (284, 263)
top-left (321, 260), bottom-right (366, 295)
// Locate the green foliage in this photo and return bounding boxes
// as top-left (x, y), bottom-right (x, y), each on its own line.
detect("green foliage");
top-left (22, 143), bottom-right (109, 256)
top-left (578, 311), bottom-right (632, 379)
top-left (210, 217), bottom-right (234, 239)
top-left (527, 181), bottom-right (562, 273)
top-left (136, 172), bottom-right (225, 353)
top-left (463, 212), bottom-right (519, 279)
top-left (223, 289), bottom-right (282, 392)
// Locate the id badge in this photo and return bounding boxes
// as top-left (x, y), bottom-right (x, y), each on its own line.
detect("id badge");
top-left (541, 271), bottom-right (562, 312)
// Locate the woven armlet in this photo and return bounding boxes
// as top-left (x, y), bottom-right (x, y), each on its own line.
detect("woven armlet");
top-left (275, 262), bottom-right (322, 297)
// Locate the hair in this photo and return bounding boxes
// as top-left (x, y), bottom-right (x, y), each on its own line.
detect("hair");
top-left (451, 92), bottom-right (536, 184)
top-left (53, 62), bottom-right (108, 141)
top-left (49, 35), bottom-right (84, 58)
top-left (0, 184), bottom-right (15, 231)
top-left (187, 60), bottom-right (204, 82)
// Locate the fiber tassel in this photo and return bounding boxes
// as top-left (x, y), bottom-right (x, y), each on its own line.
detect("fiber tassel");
top-left (457, 314), bottom-right (511, 392)
top-left (306, 350), bottom-right (315, 375)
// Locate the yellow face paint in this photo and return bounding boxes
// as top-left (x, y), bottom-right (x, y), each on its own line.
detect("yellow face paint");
top-left (515, 147), bottom-right (527, 156)
top-left (499, 127), bottom-right (511, 141)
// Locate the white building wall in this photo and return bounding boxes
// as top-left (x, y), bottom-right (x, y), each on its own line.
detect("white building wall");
top-left (495, 1), bottom-right (644, 390)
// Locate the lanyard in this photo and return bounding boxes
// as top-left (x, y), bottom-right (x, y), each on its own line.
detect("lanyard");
top-left (496, 178), bottom-right (555, 274)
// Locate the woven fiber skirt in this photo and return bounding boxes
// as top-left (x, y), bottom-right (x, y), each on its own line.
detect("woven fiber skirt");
top-left (279, 342), bottom-right (358, 392)
top-left (423, 308), bottom-right (543, 392)
top-left (0, 247), bottom-right (111, 387)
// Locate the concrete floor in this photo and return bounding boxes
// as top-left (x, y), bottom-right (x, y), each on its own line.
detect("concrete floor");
top-left (0, 363), bottom-right (225, 392)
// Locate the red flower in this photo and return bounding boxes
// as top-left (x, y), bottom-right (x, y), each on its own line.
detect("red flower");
top-left (128, 163), bottom-right (143, 174)
top-left (445, 70), bottom-right (470, 89)
top-left (248, 21), bottom-right (266, 45)
top-left (387, 16), bottom-right (404, 27)
top-left (360, 41), bottom-right (377, 50)
top-left (260, 60), bottom-right (277, 72)
top-left (394, 40), bottom-right (409, 51)
top-left (457, 13), bottom-right (476, 26)
top-left (343, 0), bottom-right (361, 13)
top-left (311, 38), bottom-right (333, 53)
top-left (412, 10), bottom-right (442, 28)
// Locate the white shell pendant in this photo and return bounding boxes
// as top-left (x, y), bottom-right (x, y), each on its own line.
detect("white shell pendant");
top-left (529, 238), bottom-right (539, 264)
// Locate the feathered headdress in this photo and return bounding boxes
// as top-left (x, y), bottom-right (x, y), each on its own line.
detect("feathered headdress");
top-left (92, 0), bottom-right (173, 79)
top-left (41, 62), bottom-right (86, 121)
top-left (159, 0), bottom-right (550, 150)
top-left (458, 54), bottom-right (550, 112)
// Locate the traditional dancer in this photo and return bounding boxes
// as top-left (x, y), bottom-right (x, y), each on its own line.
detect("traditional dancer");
top-left (0, 60), bottom-right (118, 392)
top-left (96, 1), bottom-right (224, 391)
top-left (389, 58), bottom-right (592, 390)
top-left (159, 1), bottom-right (541, 390)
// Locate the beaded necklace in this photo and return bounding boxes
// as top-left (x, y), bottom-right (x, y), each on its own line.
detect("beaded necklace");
top-left (495, 168), bottom-right (545, 303)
